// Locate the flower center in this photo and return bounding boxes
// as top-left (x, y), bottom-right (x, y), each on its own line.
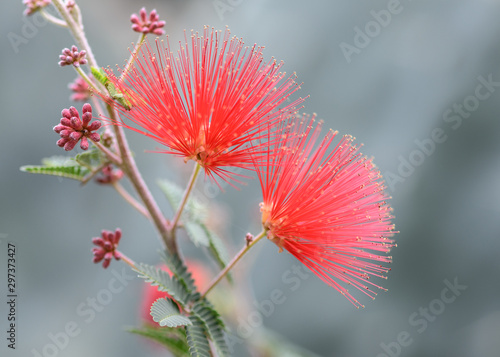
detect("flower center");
top-left (260, 202), bottom-right (285, 253)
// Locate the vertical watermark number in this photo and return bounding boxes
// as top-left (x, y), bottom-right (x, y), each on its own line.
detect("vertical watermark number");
top-left (6, 241), bottom-right (17, 350)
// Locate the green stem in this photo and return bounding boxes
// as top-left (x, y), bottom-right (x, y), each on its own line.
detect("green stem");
top-left (117, 251), bottom-right (136, 269)
top-left (201, 230), bottom-right (267, 298)
top-left (120, 33), bottom-right (146, 81)
top-left (80, 161), bottom-right (108, 186)
top-left (74, 66), bottom-right (103, 96)
top-left (169, 163), bottom-right (201, 232)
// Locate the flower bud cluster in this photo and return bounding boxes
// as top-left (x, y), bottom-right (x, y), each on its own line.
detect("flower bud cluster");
top-left (23, 0), bottom-right (50, 16)
top-left (59, 46), bottom-right (87, 67)
top-left (130, 8), bottom-right (165, 36)
top-left (68, 77), bottom-right (91, 101)
top-left (92, 229), bottom-right (122, 269)
top-left (95, 165), bottom-right (124, 184)
top-left (53, 103), bottom-right (101, 151)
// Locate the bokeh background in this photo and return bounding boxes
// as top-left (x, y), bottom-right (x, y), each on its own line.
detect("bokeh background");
top-left (2, 0), bottom-right (500, 356)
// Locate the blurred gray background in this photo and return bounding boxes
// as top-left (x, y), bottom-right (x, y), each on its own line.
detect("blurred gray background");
top-left (2, 0), bottom-right (500, 356)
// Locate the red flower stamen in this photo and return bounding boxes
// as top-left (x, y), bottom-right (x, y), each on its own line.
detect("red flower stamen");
top-left (104, 27), bottom-right (304, 185)
top-left (254, 114), bottom-right (396, 308)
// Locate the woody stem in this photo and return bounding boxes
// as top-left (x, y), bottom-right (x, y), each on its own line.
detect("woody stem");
top-left (108, 105), bottom-right (175, 253)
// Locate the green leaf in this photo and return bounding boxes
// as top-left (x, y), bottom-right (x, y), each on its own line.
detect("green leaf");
top-left (91, 66), bottom-right (109, 85)
top-left (20, 163), bottom-right (90, 181)
top-left (157, 179), bottom-right (207, 223)
top-left (192, 301), bottom-right (229, 356)
top-left (106, 82), bottom-right (132, 110)
top-left (127, 325), bottom-right (189, 357)
top-left (133, 263), bottom-right (190, 306)
top-left (41, 156), bottom-right (76, 167)
top-left (160, 252), bottom-right (198, 298)
top-left (150, 298), bottom-right (192, 328)
top-left (184, 221), bottom-right (210, 247)
top-left (74, 147), bottom-right (101, 168)
top-left (185, 316), bottom-right (211, 357)
top-left (20, 152), bottom-right (104, 182)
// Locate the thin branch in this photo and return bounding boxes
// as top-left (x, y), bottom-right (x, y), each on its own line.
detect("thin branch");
top-left (40, 9), bottom-right (67, 27)
top-left (169, 163), bottom-right (201, 231)
top-left (80, 161), bottom-right (108, 185)
top-left (112, 182), bottom-right (150, 220)
top-left (91, 139), bottom-right (122, 166)
top-left (201, 230), bottom-right (267, 299)
top-left (74, 66), bottom-right (103, 96)
top-left (120, 33), bottom-right (147, 81)
top-left (117, 251), bottom-right (136, 269)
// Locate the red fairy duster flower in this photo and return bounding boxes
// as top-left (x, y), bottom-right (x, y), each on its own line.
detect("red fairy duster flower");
top-left (106, 27), bottom-right (303, 184)
top-left (255, 115), bottom-right (396, 308)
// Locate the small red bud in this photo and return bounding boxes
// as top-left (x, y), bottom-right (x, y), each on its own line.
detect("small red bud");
top-left (82, 103), bottom-right (92, 113)
top-left (80, 136), bottom-right (89, 150)
top-left (64, 140), bottom-right (78, 151)
top-left (70, 131), bottom-right (83, 141)
top-left (61, 108), bottom-right (72, 119)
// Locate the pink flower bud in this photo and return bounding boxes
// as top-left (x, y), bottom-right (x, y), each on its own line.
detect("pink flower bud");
top-left (61, 108), bottom-right (72, 119)
top-left (64, 140), bottom-right (77, 151)
top-left (70, 131), bottom-right (83, 141)
top-left (82, 102), bottom-right (92, 113)
top-left (80, 136), bottom-right (89, 150)
top-left (57, 138), bottom-right (69, 147)
top-left (87, 121), bottom-right (101, 131)
top-left (59, 130), bottom-right (71, 138)
top-left (60, 118), bottom-right (72, 127)
top-left (88, 132), bottom-right (100, 142)
top-left (53, 124), bottom-right (66, 133)
top-left (82, 112), bottom-right (92, 127)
